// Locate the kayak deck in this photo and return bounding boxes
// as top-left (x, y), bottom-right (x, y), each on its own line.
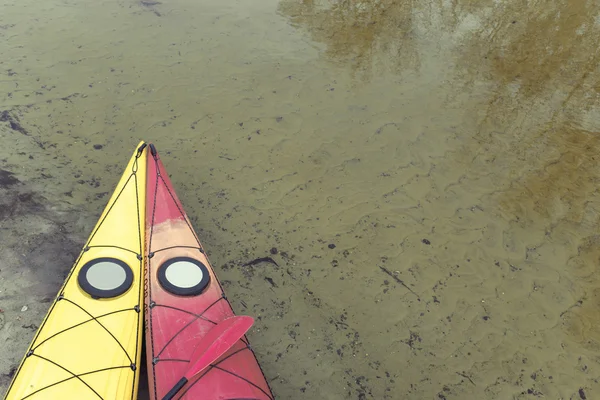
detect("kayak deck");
top-left (4, 143), bottom-right (147, 399)
top-left (144, 144), bottom-right (274, 400)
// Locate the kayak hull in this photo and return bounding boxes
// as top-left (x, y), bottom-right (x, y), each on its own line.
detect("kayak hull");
top-left (5, 143), bottom-right (147, 400)
top-left (144, 145), bottom-right (273, 400)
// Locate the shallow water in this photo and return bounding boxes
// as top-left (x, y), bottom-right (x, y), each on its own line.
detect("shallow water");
top-left (2, 0), bottom-right (600, 398)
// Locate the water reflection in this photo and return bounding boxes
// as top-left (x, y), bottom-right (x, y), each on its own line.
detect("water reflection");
top-left (278, 0), bottom-right (419, 79)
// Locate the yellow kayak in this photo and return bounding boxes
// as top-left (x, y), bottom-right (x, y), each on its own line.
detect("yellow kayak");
top-left (4, 142), bottom-right (148, 399)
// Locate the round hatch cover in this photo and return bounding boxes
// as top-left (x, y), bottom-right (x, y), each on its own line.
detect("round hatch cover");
top-left (78, 257), bottom-right (133, 299)
top-left (157, 257), bottom-right (210, 296)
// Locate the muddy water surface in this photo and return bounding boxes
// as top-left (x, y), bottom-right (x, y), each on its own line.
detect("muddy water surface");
top-left (2, 0), bottom-right (600, 399)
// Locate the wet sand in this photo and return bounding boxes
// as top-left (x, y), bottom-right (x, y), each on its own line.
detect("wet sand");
top-left (2, 0), bottom-right (600, 398)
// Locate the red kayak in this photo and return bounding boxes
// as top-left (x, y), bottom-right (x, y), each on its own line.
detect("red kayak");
top-left (144, 144), bottom-right (274, 400)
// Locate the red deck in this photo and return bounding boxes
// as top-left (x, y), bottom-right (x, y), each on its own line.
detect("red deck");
top-left (144, 144), bottom-right (273, 400)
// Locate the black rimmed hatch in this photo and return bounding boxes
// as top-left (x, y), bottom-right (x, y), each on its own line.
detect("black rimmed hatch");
top-left (157, 257), bottom-right (210, 296)
top-left (78, 257), bottom-right (134, 299)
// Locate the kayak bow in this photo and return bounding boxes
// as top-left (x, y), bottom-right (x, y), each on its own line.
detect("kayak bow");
top-left (4, 142), bottom-right (148, 399)
top-left (144, 143), bottom-right (274, 400)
